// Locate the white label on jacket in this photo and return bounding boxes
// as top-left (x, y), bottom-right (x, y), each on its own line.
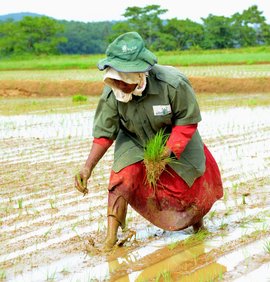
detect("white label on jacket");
top-left (153, 105), bottom-right (172, 116)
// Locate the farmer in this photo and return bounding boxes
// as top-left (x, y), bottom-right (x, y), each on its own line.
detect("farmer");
top-left (75, 32), bottom-right (223, 251)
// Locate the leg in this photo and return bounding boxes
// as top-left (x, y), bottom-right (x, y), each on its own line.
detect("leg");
top-left (104, 195), bottom-right (127, 251)
top-left (192, 217), bottom-right (205, 233)
top-left (103, 215), bottom-right (120, 251)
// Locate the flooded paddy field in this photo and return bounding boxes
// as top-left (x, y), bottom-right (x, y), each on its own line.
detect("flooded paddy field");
top-left (0, 92), bottom-right (270, 282)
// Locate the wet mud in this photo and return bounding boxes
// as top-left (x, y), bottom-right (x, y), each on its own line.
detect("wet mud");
top-left (1, 96), bottom-right (270, 281)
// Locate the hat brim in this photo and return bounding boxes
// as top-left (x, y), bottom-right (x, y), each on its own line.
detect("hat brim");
top-left (98, 58), bottom-right (153, 73)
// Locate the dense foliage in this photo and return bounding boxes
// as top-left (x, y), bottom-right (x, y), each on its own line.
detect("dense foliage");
top-left (57, 20), bottom-right (113, 54)
top-left (0, 4), bottom-right (269, 57)
top-left (0, 16), bottom-right (66, 56)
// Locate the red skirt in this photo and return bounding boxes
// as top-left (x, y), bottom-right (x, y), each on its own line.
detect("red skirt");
top-left (107, 145), bottom-right (223, 231)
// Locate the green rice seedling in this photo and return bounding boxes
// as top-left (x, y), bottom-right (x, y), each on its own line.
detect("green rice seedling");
top-left (72, 94), bottom-right (88, 103)
top-left (207, 210), bottom-right (216, 221)
top-left (155, 270), bottom-right (171, 282)
top-left (60, 267), bottom-right (70, 275)
top-left (143, 129), bottom-right (173, 189)
top-left (224, 207), bottom-right (233, 216)
top-left (232, 183), bottom-right (239, 194)
top-left (71, 221), bottom-right (80, 232)
top-left (261, 223), bottom-right (269, 233)
top-left (49, 198), bottom-right (56, 209)
top-left (44, 227), bottom-right (53, 238)
top-left (167, 241), bottom-right (179, 250)
top-left (46, 269), bottom-right (57, 281)
top-left (223, 189), bottom-right (228, 202)
top-left (0, 269), bottom-right (6, 280)
top-left (241, 193), bottom-right (250, 205)
top-left (183, 229), bottom-right (209, 246)
top-left (264, 240), bottom-right (270, 253)
top-left (17, 198), bottom-right (23, 209)
top-left (219, 221), bottom-right (229, 230)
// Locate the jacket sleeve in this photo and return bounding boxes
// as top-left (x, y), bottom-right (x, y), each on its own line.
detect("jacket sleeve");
top-left (93, 137), bottom-right (114, 150)
top-left (169, 77), bottom-right (202, 126)
top-left (166, 124), bottom-right (197, 159)
top-left (93, 87), bottom-right (120, 140)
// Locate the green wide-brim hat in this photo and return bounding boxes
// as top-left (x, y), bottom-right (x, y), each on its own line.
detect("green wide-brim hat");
top-left (98, 32), bottom-right (157, 73)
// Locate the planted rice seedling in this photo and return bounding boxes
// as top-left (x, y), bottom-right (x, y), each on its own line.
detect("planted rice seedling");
top-left (167, 241), bottom-right (179, 250)
top-left (155, 270), bottom-right (171, 282)
top-left (263, 240), bottom-right (270, 253)
top-left (49, 198), bottom-right (56, 209)
top-left (0, 269), bottom-right (6, 280)
top-left (183, 229), bottom-right (209, 246)
top-left (17, 198), bottom-right (23, 209)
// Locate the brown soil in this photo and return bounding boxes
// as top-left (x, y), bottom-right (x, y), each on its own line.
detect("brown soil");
top-left (1, 77), bottom-right (270, 97)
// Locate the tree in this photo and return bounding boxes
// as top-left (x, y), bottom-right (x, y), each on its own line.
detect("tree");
top-left (0, 19), bottom-right (18, 56)
top-left (0, 16), bottom-right (66, 56)
top-left (58, 21), bottom-right (113, 54)
top-left (231, 5), bottom-right (270, 47)
top-left (17, 16), bottom-right (66, 55)
top-left (202, 14), bottom-right (234, 49)
top-left (112, 5), bottom-right (168, 50)
top-left (164, 18), bottom-right (204, 50)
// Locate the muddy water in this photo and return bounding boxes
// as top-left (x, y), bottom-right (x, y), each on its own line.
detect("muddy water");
top-left (1, 103), bottom-right (270, 281)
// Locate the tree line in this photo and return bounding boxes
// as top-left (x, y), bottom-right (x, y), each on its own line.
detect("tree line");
top-left (0, 4), bottom-right (269, 57)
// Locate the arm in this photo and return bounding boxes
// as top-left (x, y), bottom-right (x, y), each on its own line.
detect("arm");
top-left (75, 138), bottom-right (113, 195)
top-left (75, 88), bottom-right (119, 194)
top-left (164, 78), bottom-right (201, 158)
top-left (166, 124), bottom-right (197, 159)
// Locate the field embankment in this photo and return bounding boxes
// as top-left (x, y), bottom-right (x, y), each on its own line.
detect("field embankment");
top-left (0, 64), bottom-right (270, 97)
top-left (0, 48), bottom-right (270, 97)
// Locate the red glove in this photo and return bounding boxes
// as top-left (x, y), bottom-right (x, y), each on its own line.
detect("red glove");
top-left (166, 124), bottom-right (197, 159)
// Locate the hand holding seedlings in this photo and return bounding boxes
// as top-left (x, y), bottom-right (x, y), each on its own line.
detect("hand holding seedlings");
top-left (74, 142), bottom-right (108, 196)
top-left (75, 169), bottom-right (89, 196)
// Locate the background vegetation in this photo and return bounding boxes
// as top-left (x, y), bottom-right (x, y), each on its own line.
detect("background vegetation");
top-left (0, 46), bottom-right (269, 70)
top-left (0, 4), bottom-right (269, 57)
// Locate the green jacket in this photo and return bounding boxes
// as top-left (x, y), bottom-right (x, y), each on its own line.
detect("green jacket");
top-left (93, 64), bottom-right (206, 187)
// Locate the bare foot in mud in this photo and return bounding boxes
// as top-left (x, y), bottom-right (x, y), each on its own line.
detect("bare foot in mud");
top-left (192, 218), bottom-right (206, 233)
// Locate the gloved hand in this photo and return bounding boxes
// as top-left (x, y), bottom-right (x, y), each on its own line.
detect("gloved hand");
top-left (74, 167), bottom-right (91, 196)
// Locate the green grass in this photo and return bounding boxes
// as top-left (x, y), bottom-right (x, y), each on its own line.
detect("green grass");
top-left (72, 94), bottom-right (88, 102)
top-left (0, 54), bottom-right (103, 70)
top-left (157, 48), bottom-right (270, 66)
top-left (0, 46), bottom-right (269, 70)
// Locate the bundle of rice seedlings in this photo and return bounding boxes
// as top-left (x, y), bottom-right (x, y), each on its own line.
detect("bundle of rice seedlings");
top-left (143, 129), bottom-right (173, 189)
